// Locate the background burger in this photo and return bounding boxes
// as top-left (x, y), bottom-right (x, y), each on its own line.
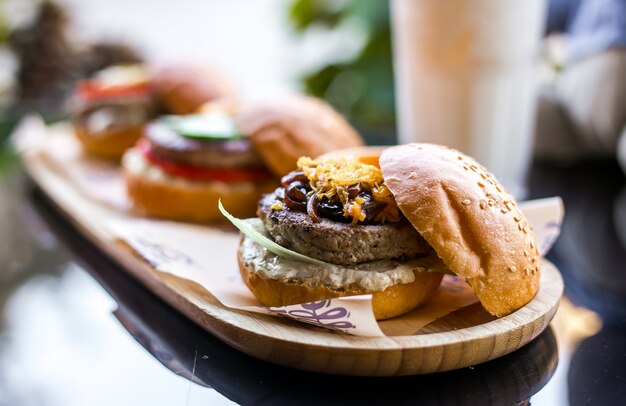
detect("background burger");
top-left (70, 64), bottom-right (156, 160)
top-left (123, 111), bottom-right (276, 221)
top-left (233, 144), bottom-right (541, 320)
top-left (123, 96), bottom-right (365, 222)
top-left (71, 61), bottom-right (241, 160)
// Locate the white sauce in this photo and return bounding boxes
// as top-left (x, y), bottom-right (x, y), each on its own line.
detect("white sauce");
top-left (240, 219), bottom-right (448, 292)
top-left (123, 147), bottom-right (174, 182)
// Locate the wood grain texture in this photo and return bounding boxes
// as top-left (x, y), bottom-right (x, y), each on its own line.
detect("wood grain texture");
top-left (21, 148), bottom-right (564, 376)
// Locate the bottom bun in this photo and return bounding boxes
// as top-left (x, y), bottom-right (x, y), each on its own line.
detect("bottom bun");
top-left (74, 125), bottom-right (143, 160)
top-left (238, 248), bottom-right (444, 320)
top-left (124, 167), bottom-right (276, 222)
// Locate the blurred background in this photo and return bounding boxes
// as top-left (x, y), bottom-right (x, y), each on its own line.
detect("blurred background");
top-left (0, 0), bottom-right (395, 148)
top-left (2, 0), bottom-right (623, 166)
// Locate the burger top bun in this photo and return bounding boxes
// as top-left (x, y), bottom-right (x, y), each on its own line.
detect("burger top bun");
top-left (317, 146), bottom-right (386, 168)
top-left (380, 144), bottom-right (540, 317)
top-left (151, 62), bottom-right (239, 115)
top-left (237, 95), bottom-right (364, 177)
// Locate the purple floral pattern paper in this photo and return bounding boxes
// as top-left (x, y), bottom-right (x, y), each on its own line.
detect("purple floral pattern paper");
top-left (266, 300), bottom-right (356, 332)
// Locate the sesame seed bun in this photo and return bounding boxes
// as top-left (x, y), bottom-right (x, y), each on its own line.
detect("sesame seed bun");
top-left (237, 245), bottom-right (444, 320)
top-left (380, 144), bottom-right (540, 317)
top-left (237, 95), bottom-right (364, 178)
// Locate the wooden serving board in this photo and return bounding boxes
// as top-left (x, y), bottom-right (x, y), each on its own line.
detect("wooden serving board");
top-left (21, 142), bottom-right (563, 377)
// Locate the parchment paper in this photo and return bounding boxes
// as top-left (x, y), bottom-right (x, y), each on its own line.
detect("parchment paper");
top-left (14, 117), bottom-right (564, 337)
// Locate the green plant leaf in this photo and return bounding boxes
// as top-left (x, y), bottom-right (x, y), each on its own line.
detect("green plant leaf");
top-left (218, 200), bottom-right (331, 266)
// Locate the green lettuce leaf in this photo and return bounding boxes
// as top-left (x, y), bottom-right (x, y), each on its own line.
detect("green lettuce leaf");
top-left (218, 200), bottom-right (330, 266)
top-left (164, 114), bottom-right (242, 140)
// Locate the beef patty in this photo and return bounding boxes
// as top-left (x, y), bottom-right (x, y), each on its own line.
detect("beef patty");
top-left (145, 121), bottom-right (265, 169)
top-left (258, 191), bottom-right (432, 265)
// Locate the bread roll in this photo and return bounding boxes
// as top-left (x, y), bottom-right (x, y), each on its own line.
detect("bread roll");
top-left (151, 62), bottom-right (239, 115)
top-left (380, 144), bottom-right (540, 317)
top-left (237, 95), bottom-right (364, 177)
top-left (74, 125), bottom-right (143, 160)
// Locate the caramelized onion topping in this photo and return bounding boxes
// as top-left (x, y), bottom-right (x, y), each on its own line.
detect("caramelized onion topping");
top-left (307, 192), bottom-right (321, 223)
top-left (272, 157), bottom-right (402, 225)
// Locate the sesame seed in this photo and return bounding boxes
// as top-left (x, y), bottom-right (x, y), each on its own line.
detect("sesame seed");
top-left (509, 266), bottom-right (517, 272)
top-left (501, 209), bottom-right (508, 214)
top-left (479, 201), bottom-right (487, 209)
top-left (462, 199), bottom-right (471, 205)
top-left (514, 216), bottom-right (520, 222)
top-left (496, 185), bottom-right (502, 192)
top-left (481, 173), bottom-right (488, 180)
top-left (530, 241), bottom-right (535, 249)
top-left (457, 156), bottom-right (463, 160)
top-left (525, 268), bottom-right (530, 275)
top-left (524, 251), bottom-right (529, 257)
top-left (488, 199), bottom-right (495, 206)
top-left (470, 165), bottom-right (478, 171)
top-left (478, 181), bottom-right (485, 187)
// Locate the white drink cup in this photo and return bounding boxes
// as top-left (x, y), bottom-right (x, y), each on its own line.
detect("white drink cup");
top-left (391, 0), bottom-right (547, 197)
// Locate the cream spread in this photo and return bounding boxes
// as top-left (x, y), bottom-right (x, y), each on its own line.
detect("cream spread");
top-left (123, 147), bottom-right (172, 182)
top-left (240, 218), bottom-right (448, 292)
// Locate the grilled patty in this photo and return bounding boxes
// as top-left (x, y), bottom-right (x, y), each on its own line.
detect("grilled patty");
top-left (258, 191), bottom-right (432, 265)
top-left (145, 121), bottom-right (265, 169)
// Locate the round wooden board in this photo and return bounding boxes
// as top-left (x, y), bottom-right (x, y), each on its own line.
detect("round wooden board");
top-left (21, 137), bottom-right (564, 376)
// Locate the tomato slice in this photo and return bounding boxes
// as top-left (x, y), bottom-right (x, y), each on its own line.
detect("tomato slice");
top-left (76, 80), bottom-right (152, 101)
top-left (137, 140), bottom-right (273, 183)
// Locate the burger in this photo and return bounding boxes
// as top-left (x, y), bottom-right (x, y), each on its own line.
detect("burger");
top-left (229, 144), bottom-right (541, 320)
top-left (71, 64), bottom-right (156, 159)
top-left (123, 111), bottom-right (276, 221)
top-left (123, 96), bottom-right (364, 221)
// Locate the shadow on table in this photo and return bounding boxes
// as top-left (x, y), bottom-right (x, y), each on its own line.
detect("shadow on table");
top-left (529, 160), bottom-right (626, 406)
top-left (29, 185), bottom-right (558, 406)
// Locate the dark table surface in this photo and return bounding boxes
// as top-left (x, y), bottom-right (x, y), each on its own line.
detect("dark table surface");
top-left (1, 150), bottom-right (626, 406)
